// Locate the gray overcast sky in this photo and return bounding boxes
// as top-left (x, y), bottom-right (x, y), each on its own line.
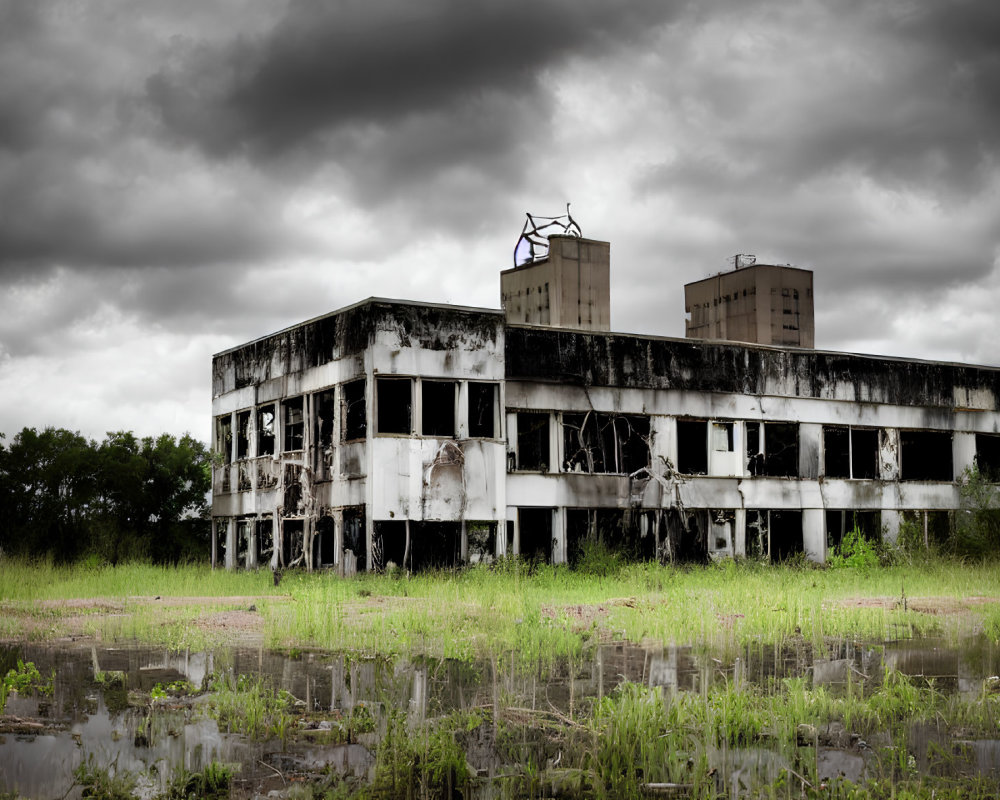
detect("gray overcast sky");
top-left (1, 0), bottom-right (998, 444)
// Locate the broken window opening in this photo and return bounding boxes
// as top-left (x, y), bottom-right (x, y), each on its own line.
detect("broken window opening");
top-left (376, 377), bottom-right (412, 435)
top-left (421, 380), bottom-right (456, 437)
top-left (283, 464), bottom-right (303, 515)
top-left (517, 508), bottom-right (553, 563)
top-left (468, 521), bottom-right (497, 564)
top-left (214, 519), bottom-right (227, 566)
top-left (900, 430), bottom-right (953, 481)
top-left (901, 509), bottom-right (951, 548)
top-left (343, 507), bottom-right (366, 573)
top-left (516, 411), bottom-right (550, 471)
top-left (563, 412), bottom-right (650, 474)
top-left (237, 462), bottom-right (252, 492)
top-left (825, 510), bottom-right (881, 553)
top-left (256, 518), bottom-right (274, 566)
top-left (851, 428), bottom-right (879, 479)
top-left (676, 419), bottom-right (708, 475)
top-left (826, 426), bottom-right (879, 479)
top-left (824, 426), bottom-right (850, 478)
top-left (315, 389), bottom-right (336, 478)
top-left (374, 520), bottom-right (407, 571)
top-left (342, 379), bottom-right (366, 441)
top-left (747, 422), bottom-right (799, 477)
top-left (566, 508), bottom-right (655, 567)
top-left (237, 519), bottom-right (251, 568)
top-left (216, 415), bottom-right (233, 464)
top-left (281, 519), bottom-right (304, 568)
top-left (468, 382), bottom-right (498, 438)
top-left (314, 516), bottom-right (336, 568)
top-left (282, 396), bottom-right (304, 452)
top-left (975, 433), bottom-right (1000, 482)
top-left (236, 410), bottom-right (251, 460)
top-left (257, 404), bottom-right (276, 456)
top-left (412, 522), bottom-right (462, 571)
top-left (746, 509), bottom-right (802, 562)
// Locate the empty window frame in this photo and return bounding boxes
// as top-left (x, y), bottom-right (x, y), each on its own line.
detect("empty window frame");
top-left (900, 430), bottom-right (953, 481)
top-left (516, 411), bottom-right (550, 471)
top-left (468, 382), bottom-right (499, 438)
top-left (257, 404), bottom-right (276, 456)
top-left (976, 433), bottom-right (1000, 482)
top-left (216, 415), bottom-right (233, 464)
top-left (342, 379), bottom-right (366, 441)
top-left (563, 412), bottom-right (650, 474)
top-left (746, 422), bottom-right (799, 477)
top-left (676, 419), bottom-right (708, 474)
top-left (823, 426), bottom-right (879, 479)
top-left (236, 410), bottom-right (251, 460)
top-left (315, 389), bottom-right (336, 476)
top-left (421, 380), bottom-right (456, 437)
top-left (282, 396), bottom-right (304, 452)
top-left (376, 377), bottom-right (413, 435)
top-left (825, 510), bottom-right (881, 553)
top-left (746, 509), bottom-right (803, 562)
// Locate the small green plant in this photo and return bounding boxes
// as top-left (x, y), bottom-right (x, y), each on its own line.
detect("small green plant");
top-left (0, 659), bottom-right (54, 712)
top-left (161, 762), bottom-right (235, 800)
top-left (73, 756), bottom-right (137, 800)
top-left (206, 672), bottom-right (294, 741)
top-left (828, 526), bottom-right (880, 570)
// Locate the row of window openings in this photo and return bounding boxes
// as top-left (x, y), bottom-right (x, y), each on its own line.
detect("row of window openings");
top-left (217, 378), bottom-right (499, 462)
top-left (513, 413), bottom-right (1000, 481)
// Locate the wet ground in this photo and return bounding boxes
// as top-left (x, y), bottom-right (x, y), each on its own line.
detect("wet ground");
top-left (1, 636), bottom-right (999, 798)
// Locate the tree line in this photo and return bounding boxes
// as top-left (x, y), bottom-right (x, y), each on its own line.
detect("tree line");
top-left (0, 428), bottom-right (210, 564)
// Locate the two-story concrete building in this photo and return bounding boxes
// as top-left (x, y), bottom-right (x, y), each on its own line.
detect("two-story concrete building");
top-left (211, 233), bottom-right (1000, 571)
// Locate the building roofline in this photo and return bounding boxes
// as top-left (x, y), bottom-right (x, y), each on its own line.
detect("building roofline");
top-left (685, 262), bottom-right (813, 286)
top-left (212, 297), bottom-right (504, 358)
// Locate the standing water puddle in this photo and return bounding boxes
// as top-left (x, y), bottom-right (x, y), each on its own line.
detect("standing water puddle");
top-left (1, 637), bottom-right (999, 797)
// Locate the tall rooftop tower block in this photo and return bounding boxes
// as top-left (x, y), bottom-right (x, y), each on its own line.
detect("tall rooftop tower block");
top-left (501, 235), bottom-right (611, 331)
top-left (684, 262), bottom-right (814, 348)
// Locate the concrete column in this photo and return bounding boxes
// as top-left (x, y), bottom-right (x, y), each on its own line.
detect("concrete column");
top-left (734, 508), bottom-right (747, 557)
top-left (224, 518), bottom-right (236, 570)
top-left (953, 432), bottom-right (976, 481)
top-left (457, 383), bottom-right (469, 439)
top-left (882, 510), bottom-right (901, 545)
top-left (551, 507), bottom-right (566, 564)
top-left (879, 428), bottom-right (900, 481)
top-left (210, 518), bottom-right (218, 568)
top-left (334, 508), bottom-right (345, 576)
top-left (802, 508), bottom-right (826, 563)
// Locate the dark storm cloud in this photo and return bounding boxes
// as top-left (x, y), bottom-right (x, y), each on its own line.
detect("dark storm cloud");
top-left (145, 0), bottom-right (686, 171)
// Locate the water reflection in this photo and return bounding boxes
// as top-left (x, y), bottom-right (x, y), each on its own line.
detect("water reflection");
top-left (1, 636), bottom-right (998, 798)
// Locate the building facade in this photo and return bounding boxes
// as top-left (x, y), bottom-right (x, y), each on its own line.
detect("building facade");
top-left (211, 236), bottom-right (1000, 571)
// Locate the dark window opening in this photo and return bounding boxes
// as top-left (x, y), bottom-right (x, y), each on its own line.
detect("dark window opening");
top-left (566, 508), bottom-right (656, 567)
top-left (343, 507), bottom-right (366, 572)
top-left (412, 522), bottom-right (462, 571)
top-left (824, 426), bottom-right (850, 478)
top-left (468, 522), bottom-right (497, 564)
top-left (257, 404), bottom-right (275, 456)
top-left (283, 464), bottom-right (303, 515)
top-left (516, 412), bottom-right (550, 471)
top-left (747, 422), bottom-right (799, 477)
top-left (342, 379), bottom-right (366, 441)
top-left (281, 519), bottom-right (304, 568)
top-left (216, 415), bottom-right (232, 464)
top-left (282, 396), bottom-right (304, 452)
top-left (236, 411), bottom-right (251, 459)
top-left (421, 380), bottom-right (456, 437)
top-left (563, 412), bottom-right (650, 474)
top-left (976, 433), bottom-right (1000, 481)
top-left (825, 510), bottom-right (881, 553)
top-left (468, 382), bottom-right (498, 438)
top-left (851, 428), bottom-right (879, 479)
top-left (677, 419), bottom-right (708, 474)
top-left (256, 518), bottom-right (273, 565)
top-left (505, 520), bottom-right (515, 555)
top-left (214, 521), bottom-right (227, 566)
top-left (315, 389), bottom-right (336, 478)
top-left (376, 377), bottom-right (412, 435)
top-left (518, 508), bottom-right (553, 562)
top-left (901, 509), bottom-right (951, 548)
top-left (747, 509), bottom-right (802, 562)
top-left (237, 519), bottom-right (251, 568)
top-left (900, 430), bottom-right (953, 481)
top-left (374, 521), bottom-right (407, 570)
top-left (314, 516), bottom-right (336, 568)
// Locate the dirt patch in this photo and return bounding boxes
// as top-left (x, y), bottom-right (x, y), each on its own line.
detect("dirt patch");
top-left (839, 596), bottom-right (999, 615)
top-left (192, 609), bottom-right (266, 645)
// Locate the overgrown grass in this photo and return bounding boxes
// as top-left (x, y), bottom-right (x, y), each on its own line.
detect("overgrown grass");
top-left (1, 558), bottom-right (998, 660)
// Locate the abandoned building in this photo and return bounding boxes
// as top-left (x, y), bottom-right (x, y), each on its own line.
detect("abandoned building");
top-left (211, 226), bottom-right (1000, 572)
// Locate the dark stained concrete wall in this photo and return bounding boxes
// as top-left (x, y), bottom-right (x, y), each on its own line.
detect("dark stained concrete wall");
top-left (505, 326), bottom-right (1000, 410)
